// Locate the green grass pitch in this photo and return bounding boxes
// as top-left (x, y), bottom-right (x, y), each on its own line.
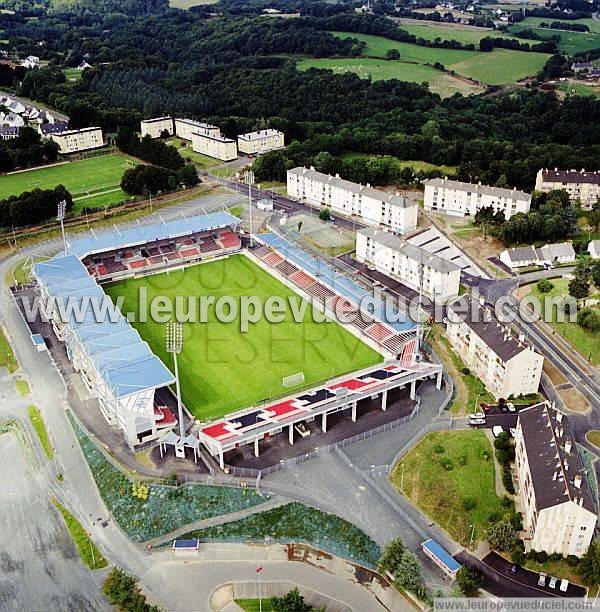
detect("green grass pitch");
top-left (104, 255), bottom-right (383, 421)
top-left (0, 153), bottom-right (136, 212)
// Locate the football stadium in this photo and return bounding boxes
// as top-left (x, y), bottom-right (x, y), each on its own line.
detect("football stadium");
top-left (31, 211), bottom-right (443, 469)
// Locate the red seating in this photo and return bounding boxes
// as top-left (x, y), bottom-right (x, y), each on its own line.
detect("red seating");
top-left (180, 248), bottom-right (199, 258)
top-left (219, 231), bottom-right (241, 249)
top-left (129, 259), bottom-right (148, 269)
top-left (199, 237), bottom-right (218, 253)
top-left (154, 406), bottom-right (177, 427)
top-left (366, 323), bottom-right (393, 343)
top-left (290, 270), bottom-right (315, 289)
top-left (275, 260), bottom-right (299, 277)
top-left (264, 252), bottom-right (284, 267)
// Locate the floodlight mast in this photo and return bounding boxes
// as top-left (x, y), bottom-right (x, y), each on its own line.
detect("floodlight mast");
top-left (244, 170), bottom-right (255, 247)
top-left (57, 199), bottom-right (68, 254)
top-left (166, 321), bottom-right (185, 439)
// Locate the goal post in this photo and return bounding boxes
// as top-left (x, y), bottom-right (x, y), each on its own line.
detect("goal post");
top-left (282, 372), bottom-right (304, 388)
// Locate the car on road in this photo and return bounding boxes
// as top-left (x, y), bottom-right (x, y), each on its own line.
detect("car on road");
top-left (470, 418), bottom-right (486, 426)
top-left (510, 564), bottom-right (519, 574)
top-left (548, 576), bottom-right (558, 589)
top-left (538, 572), bottom-right (547, 587)
top-left (507, 402), bottom-right (516, 412)
top-left (469, 412), bottom-right (485, 420)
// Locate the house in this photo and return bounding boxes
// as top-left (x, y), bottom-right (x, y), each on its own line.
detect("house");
top-left (588, 240), bottom-right (600, 259)
top-left (586, 68), bottom-right (600, 80)
top-left (49, 126), bottom-right (103, 153)
top-left (3, 113), bottom-right (24, 127)
top-left (237, 129), bottom-right (284, 155)
top-left (535, 168), bottom-right (600, 209)
top-left (445, 295), bottom-right (544, 399)
top-left (77, 61), bottom-right (91, 71)
top-left (7, 99), bottom-right (25, 115)
top-left (21, 55), bottom-right (40, 69)
top-left (0, 126), bottom-right (20, 140)
top-left (356, 227), bottom-right (461, 302)
top-left (191, 131), bottom-right (237, 162)
top-left (499, 242), bottom-right (575, 270)
top-left (174, 118), bottom-right (220, 142)
top-left (39, 120), bottom-right (69, 136)
top-left (515, 402), bottom-right (597, 557)
top-left (140, 117), bottom-right (174, 139)
top-left (571, 62), bottom-right (593, 73)
top-left (422, 177), bottom-right (531, 219)
top-left (287, 166), bottom-right (418, 234)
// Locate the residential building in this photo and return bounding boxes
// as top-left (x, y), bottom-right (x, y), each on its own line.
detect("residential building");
top-left (21, 55), bottom-right (39, 69)
top-left (49, 126), bottom-right (103, 154)
top-left (3, 113), bottom-right (24, 127)
top-left (191, 131), bottom-right (237, 161)
top-left (422, 178), bottom-right (531, 219)
top-left (535, 168), bottom-right (600, 209)
top-left (515, 402), bottom-right (597, 557)
top-left (445, 296), bottom-right (544, 399)
top-left (140, 116), bottom-right (174, 139)
top-left (499, 242), bottom-right (576, 270)
top-left (39, 120), bottom-right (69, 137)
top-left (0, 126), bottom-right (19, 140)
top-left (237, 129), bottom-right (284, 155)
top-left (356, 227), bottom-right (461, 302)
top-left (77, 61), bottom-right (91, 71)
top-left (287, 166), bottom-right (418, 234)
top-left (572, 62), bottom-right (593, 73)
top-left (588, 240), bottom-right (600, 259)
top-left (174, 118), bottom-right (220, 142)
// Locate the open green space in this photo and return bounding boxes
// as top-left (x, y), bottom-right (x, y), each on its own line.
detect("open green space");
top-left (0, 154), bottom-right (136, 213)
top-left (15, 378), bottom-right (29, 396)
top-left (0, 327), bottom-right (18, 373)
top-left (105, 254), bottom-right (382, 421)
top-left (559, 81), bottom-right (600, 98)
top-left (63, 67), bottom-right (82, 82)
top-left (52, 499), bottom-right (108, 569)
top-left (516, 16), bottom-right (600, 35)
top-left (339, 152), bottom-right (457, 175)
top-left (508, 22), bottom-right (600, 55)
top-left (296, 57), bottom-right (484, 97)
top-left (391, 429), bottom-right (511, 546)
top-left (4, 255), bottom-right (49, 287)
top-left (178, 501), bottom-right (381, 568)
top-left (28, 405), bottom-right (53, 460)
top-left (236, 600), bottom-right (274, 612)
top-left (529, 278), bottom-right (600, 365)
top-left (399, 23), bottom-right (517, 46)
top-left (67, 411), bottom-right (269, 541)
top-left (586, 429), bottom-right (600, 450)
top-left (165, 137), bottom-right (220, 168)
top-left (330, 32), bottom-right (549, 85)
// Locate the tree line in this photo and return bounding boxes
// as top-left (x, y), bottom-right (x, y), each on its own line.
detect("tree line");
top-left (0, 185), bottom-right (72, 230)
top-left (0, 127), bottom-right (60, 173)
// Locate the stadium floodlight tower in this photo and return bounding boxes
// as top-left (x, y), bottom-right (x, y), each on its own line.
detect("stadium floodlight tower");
top-left (57, 199), bottom-right (68, 254)
top-left (244, 170), bottom-right (255, 247)
top-left (166, 321), bottom-right (186, 458)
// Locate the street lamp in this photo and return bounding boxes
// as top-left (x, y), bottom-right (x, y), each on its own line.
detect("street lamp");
top-left (469, 524), bottom-right (475, 548)
top-left (244, 170), bottom-right (255, 247)
top-left (166, 321), bottom-right (185, 443)
top-left (57, 199), bottom-right (68, 254)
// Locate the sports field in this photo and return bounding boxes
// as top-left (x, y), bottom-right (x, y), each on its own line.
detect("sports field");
top-left (0, 154), bottom-right (136, 213)
top-left (104, 255), bottom-right (382, 421)
top-left (331, 32), bottom-right (550, 85)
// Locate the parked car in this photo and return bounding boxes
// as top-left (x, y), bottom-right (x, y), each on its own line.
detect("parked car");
top-left (492, 425), bottom-right (504, 437)
top-left (510, 564), bottom-right (519, 574)
top-left (507, 402), bottom-right (516, 412)
top-left (538, 572), bottom-right (547, 587)
top-left (559, 579), bottom-right (569, 592)
top-left (470, 418), bottom-right (486, 426)
top-left (548, 576), bottom-right (558, 589)
top-left (480, 403), bottom-right (491, 412)
top-left (469, 412), bottom-right (485, 420)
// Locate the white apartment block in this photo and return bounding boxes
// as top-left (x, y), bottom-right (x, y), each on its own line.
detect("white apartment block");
top-left (237, 129), bottom-right (284, 155)
top-left (515, 402), bottom-right (597, 557)
top-left (446, 296), bottom-right (543, 399)
top-left (423, 178), bottom-right (531, 220)
top-left (191, 131), bottom-right (237, 162)
top-left (174, 118), bottom-right (220, 142)
top-left (356, 228), bottom-right (461, 302)
top-left (287, 167), bottom-right (418, 234)
top-left (140, 116), bottom-right (174, 139)
top-left (536, 168), bottom-right (600, 210)
top-left (50, 127), bottom-right (103, 154)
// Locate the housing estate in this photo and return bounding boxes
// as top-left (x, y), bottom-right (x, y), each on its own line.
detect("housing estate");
top-left (174, 118), bottom-right (220, 142)
top-left (237, 129), bottom-right (284, 155)
top-left (140, 116), bottom-right (174, 139)
top-left (49, 126), bottom-right (104, 154)
top-left (535, 169), bottom-right (600, 209)
top-left (191, 131), bottom-right (237, 161)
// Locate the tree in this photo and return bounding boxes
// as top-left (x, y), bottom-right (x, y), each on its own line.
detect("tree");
top-left (578, 540), bottom-right (600, 586)
top-left (102, 567), bottom-right (159, 612)
top-left (377, 537), bottom-right (405, 576)
top-left (569, 275), bottom-right (590, 300)
top-left (577, 307), bottom-right (600, 332)
top-left (456, 566), bottom-right (483, 596)
top-left (394, 551), bottom-right (424, 594)
top-left (385, 48), bottom-right (401, 60)
top-left (270, 587), bottom-right (312, 611)
top-left (536, 279), bottom-right (553, 293)
top-left (590, 261), bottom-right (600, 289)
top-left (488, 521), bottom-right (518, 551)
top-left (319, 208), bottom-right (331, 221)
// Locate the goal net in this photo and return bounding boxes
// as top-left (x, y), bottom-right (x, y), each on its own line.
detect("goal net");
top-left (282, 372), bottom-right (305, 388)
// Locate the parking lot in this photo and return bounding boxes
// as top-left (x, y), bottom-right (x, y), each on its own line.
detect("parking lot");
top-left (469, 402), bottom-right (536, 435)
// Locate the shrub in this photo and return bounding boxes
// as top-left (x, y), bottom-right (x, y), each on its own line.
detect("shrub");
top-left (501, 495), bottom-right (511, 509)
top-left (462, 497), bottom-right (476, 511)
top-left (456, 566), bottom-right (483, 597)
top-left (440, 457), bottom-right (454, 471)
top-left (536, 551), bottom-right (548, 563)
top-left (461, 367), bottom-right (471, 375)
top-left (550, 552), bottom-right (562, 562)
top-left (488, 521), bottom-right (518, 551)
top-left (378, 537), bottom-right (405, 576)
top-left (510, 512), bottom-right (523, 532)
top-left (434, 444), bottom-right (445, 454)
top-left (319, 207), bottom-right (331, 221)
top-left (537, 279), bottom-right (554, 293)
top-left (482, 450), bottom-right (491, 461)
top-left (511, 546), bottom-right (525, 566)
top-left (102, 568), bottom-right (158, 612)
top-left (566, 554), bottom-right (579, 567)
top-left (457, 455), bottom-right (467, 466)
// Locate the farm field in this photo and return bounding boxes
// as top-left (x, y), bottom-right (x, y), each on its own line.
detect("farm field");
top-left (559, 80), bottom-right (600, 99)
top-left (296, 58), bottom-right (485, 97)
top-left (0, 154), bottom-right (136, 213)
top-left (104, 255), bottom-right (382, 421)
top-left (331, 32), bottom-right (550, 85)
top-left (398, 23), bottom-right (517, 45)
top-left (391, 429), bottom-right (511, 547)
top-left (508, 20), bottom-right (600, 55)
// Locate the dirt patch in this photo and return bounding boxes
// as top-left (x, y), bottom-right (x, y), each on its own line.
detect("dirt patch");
top-left (517, 285), bottom-right (532, 299)
top-left (558, 386), bottom-right (590, 413)
top-left (430, 332), bottom-right (469, 415)
top-left (543, 360), bottom-right (568, 386)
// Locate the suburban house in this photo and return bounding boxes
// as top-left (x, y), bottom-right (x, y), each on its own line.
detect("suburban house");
top-left (39, 121), bottom-right (70, 136)
top-left (356, 227), bottom-right (461, 302)
top-left (287, 166), bottom-right (418, 234)
top-left (3, 112), bottom-right (24, 127)
top-left (140, 116), bottom-right (174, 139)
top-left (422, 178), bottom-right (531, 219)
top-left (174, 118), bottom-right (220, 142)
top-left (49, 126), bottom-right (103, 154)
top-left (515, 402), bottom-right (597, 557)
top-left (499, 242), bottom-right (576, 270)
top-left (571, 62), bottom-right (593, 73)
top-left (0, 126), bottom-right (20, 140)
top-left (77, 61), bottom-right (91, 71)
top-left (445, 296), bottom-right (544, 399)
top-left (588, 240), bottom-right (600, 259)
top-left (191, 131), bottom-right (237, 162)
top-left (237, 129), bottom-right (284, 155)
top-left (535, 168), bottom-right (600, 209)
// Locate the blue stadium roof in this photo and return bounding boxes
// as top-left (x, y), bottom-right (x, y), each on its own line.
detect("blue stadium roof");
top-left (422, 539), bottom-right (461, 573)
top-left (33, 255), bottom-right (89, 286)
top-left (258, 234), bottom-right (415, 332)
top-left (66, 211), bottom-right (240, 258)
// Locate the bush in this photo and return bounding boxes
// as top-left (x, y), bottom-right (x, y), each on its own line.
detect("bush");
top-left (488, 521), bottom-right (518, 551)
top-left (456, 566), bottom-right (483, 597)
top-left (537, 279), bottom-right (554, 293)
top-left (511, 546), bottom-right (525, 566)
top-left (501, 495), bottom-right (511, 509)
top-left (461, 367), bottom-right (471, 375)
top-left (440, 457), bottom-right (454, 471)
top-left (457, 455), bottom-right (467, 466)
top-left (536, 551), bottom-right (548, 563)
top-left (462, 497), bottom-right (476, 511)
top-left (434, 444), bottom-right (445, 454)
top-left (102, 568), bottom-right (158, 612)
top-left (511, 512), bottom-right (523, 532)
top-left (566, 555), bottom-right (579, 567)
top-left (481, 450), bottom-right (491, 461)
top-left (378, 537), bottom-right (405, 576)
top-left (319, 207), bottom-right (331, 221)
top-left (270, 588), bottom-right (311, 612)
top-left (502, 467), bottom-right (515, 494)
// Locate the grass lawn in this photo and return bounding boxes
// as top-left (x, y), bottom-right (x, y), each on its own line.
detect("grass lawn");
top-left (508, 18), bottom-right (600, 54)
top-left (28, 405), bottom-right (53, 460)
top-left (585, 430), bottom-right (600, 450)
top-left (0, 327), bottom-right (18, 373)
top-left (51, 499), bottom-right (108, 570)
top-left (392, 430), bottom-right (510, 547)
top-left (529, 278), bottom-right (600, 365)
top-left (15, 378), bottom-right (29, 396)
top-left (339, 152), bottom-right (457, 175)
top-left (63, 67), bottom-right (82, 82)
top-left (104, 255), bottom-right (382, 421)
top-left (0, 154), bottom-right (136, 213)
top-left (399, 23), bottom-right (516, 45)
top-left (558, 80), bottom-right (600, 99)
top-left (236, 600), bottom-right (274, 612)
top-left (165, 137), bottom-right (220, 168)
top-left (4, 255), bottom-right (49, 287)
top-left (296, 57), bottom-right (484, 97)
